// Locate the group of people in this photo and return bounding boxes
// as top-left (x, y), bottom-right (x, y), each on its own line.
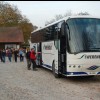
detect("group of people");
top-left (0, 48), bottom-right (25, 63)
top-left (0, 47), bottom-right (37, 71)
top-left (26, 48), bottom-right (37, 71)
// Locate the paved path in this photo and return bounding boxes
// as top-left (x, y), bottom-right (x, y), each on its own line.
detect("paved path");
top-left (0, 57), bottom-right (100, 100)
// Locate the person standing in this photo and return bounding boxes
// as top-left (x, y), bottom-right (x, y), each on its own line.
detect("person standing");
top-left (12, 48), bottom-right (15, 61)
top-left (14, 49), bottom-right (18, 62)
top-left (22, 48), bottom-right (25, 62)
top-left (1, 49), bottom-right (6, 63)
top-left (19, 48), bottom-right (24, 62)
top-left (30, 48), bottom-right (37, 70)
top-left (7, 49), bottom-right (12, 62)
top-left (26, 48), bottom-right (31, 70)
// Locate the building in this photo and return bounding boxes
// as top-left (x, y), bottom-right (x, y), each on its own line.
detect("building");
top-left (0, 27), bottom-right (24, 49)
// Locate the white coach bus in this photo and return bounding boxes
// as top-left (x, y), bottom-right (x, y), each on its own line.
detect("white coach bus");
top-left (31, 15), bottom-right (100, 77)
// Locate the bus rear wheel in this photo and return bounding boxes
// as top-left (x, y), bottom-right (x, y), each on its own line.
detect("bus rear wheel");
top-left (52, 62), bottom-right (60, 78)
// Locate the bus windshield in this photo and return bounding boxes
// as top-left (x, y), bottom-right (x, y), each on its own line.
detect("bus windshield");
top-left (67, 18), bottom-right (100, 54)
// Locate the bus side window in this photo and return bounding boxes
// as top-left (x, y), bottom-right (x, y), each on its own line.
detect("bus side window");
top-left (44, 27), bottom-right (50, 41)
top-left (45, 25), bottom-right (56, 41)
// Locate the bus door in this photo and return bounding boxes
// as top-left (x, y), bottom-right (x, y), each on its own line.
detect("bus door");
top-left (60, 36), bottom-right (66, 74)
top-left (37, 42), bottom-right (42, 66)
top-left (60, 21), bottom-right (67, 74)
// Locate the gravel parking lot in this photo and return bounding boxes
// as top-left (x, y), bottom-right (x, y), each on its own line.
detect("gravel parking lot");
top-left (0, 58), bottom-right (100, 100)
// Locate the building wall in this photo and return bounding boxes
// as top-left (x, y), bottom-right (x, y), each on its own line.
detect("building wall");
top-left (0, 43), bottom-right (21, 49)
top-left (0, 44), bottom-right (5, 49)
top-left (5, 44), bottom-right (20, 49)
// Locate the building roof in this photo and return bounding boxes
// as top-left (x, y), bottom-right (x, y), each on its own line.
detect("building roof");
top-left (0, 27), bottom-right (24, 43)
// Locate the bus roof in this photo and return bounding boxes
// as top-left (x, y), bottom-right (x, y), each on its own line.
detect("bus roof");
top-left (31, 15), bottom-right (100, 34)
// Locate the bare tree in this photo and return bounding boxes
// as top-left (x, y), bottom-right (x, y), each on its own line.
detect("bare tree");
top-left (64, 10), bottom-right (72, 17)
top-left (45, 10), bottom-right (90, 26)
top-left (77, 11), bottom-right (90, 15)
top-left (45, 10), bottom-right (72, 26)
top-left (55, 14), bottom-right (63, 21)
top-left (45, 21), bottom-right (50, 26)
top-left (45, 19), bottom-right (56, 26)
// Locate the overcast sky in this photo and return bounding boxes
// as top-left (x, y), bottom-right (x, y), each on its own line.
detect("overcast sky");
top-left (6, 1), bottom-right (100, 28)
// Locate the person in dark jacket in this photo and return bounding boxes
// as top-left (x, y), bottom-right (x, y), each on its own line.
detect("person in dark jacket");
top-left (14, 49), bottom-right (18, 62)
top-left (1, 49), bottom-right (6, 63)
top-left (26, 48), bottom-right (31, 70)
top-left (7, 49), bottom-right (12, 62)
top-left (30, 48), bottom-right (37, 70)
